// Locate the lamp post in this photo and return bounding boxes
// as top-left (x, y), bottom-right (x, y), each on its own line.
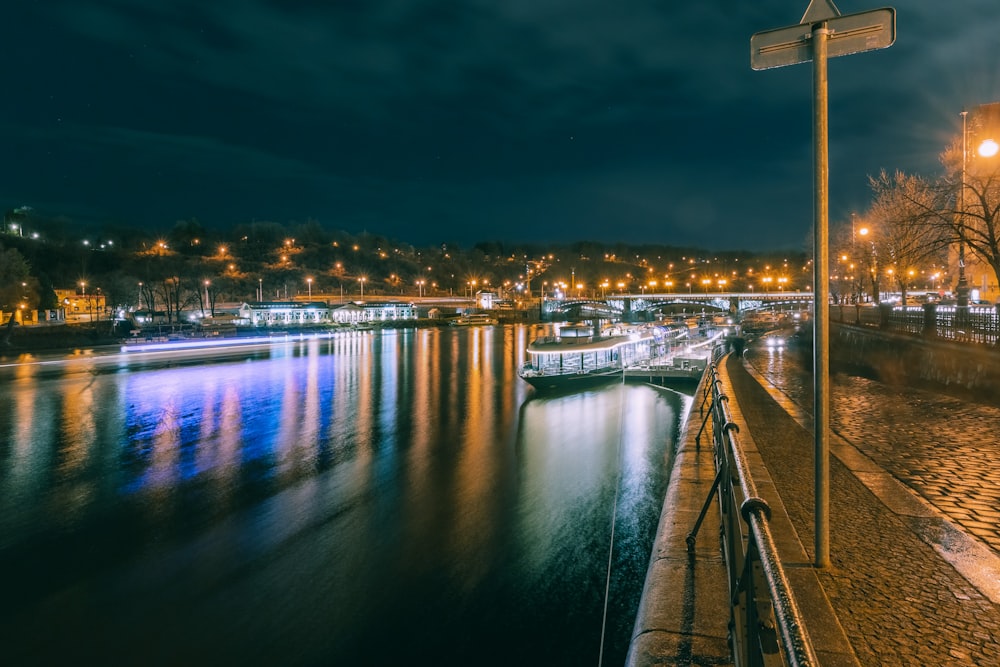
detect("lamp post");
top-left (258, 278), bottom-right (263, 303)
top-left (204, 280), bottom-right (211, 317)
top-left (307, 277), bottom-right (313, 300)
top-left (359, 277), bottom-right (366, 300)
top-left (958, 109), bottom-right (971, 308)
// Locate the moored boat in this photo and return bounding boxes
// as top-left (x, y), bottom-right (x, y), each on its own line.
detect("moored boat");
top-left (518, 322), bottom-right (722, 390)
top-left (518, 322), bottom-right (686, 391)
top-left (450, 313), bottom-right (499, 326)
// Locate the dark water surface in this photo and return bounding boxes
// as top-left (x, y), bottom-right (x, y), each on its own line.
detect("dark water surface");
top-left (0, 325), bottom-right (690, 666)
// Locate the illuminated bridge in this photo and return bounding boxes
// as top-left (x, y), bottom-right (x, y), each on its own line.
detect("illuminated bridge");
top-left (541, 291), bottom-right (813, 319)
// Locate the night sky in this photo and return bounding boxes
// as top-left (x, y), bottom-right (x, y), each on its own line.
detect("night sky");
top-left (4, 1), bottom-right (1000, 251)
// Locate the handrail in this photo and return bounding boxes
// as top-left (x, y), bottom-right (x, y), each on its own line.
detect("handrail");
top-left (830, 302), bottom-right (1000, 345)
top-left (687, 362), bottom-right (817, 667)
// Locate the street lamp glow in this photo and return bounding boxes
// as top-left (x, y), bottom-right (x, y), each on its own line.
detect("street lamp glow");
top-left (979, 138), bottom-right (999, 158)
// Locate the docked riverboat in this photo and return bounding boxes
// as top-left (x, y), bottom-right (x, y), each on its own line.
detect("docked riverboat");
top-left (518, 322), bottom-right (688, 391)
top-left (450, 313), bottom-right (499, 326)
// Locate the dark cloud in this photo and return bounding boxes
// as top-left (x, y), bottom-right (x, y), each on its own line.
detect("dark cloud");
top-left (4, 1), bottom-right (1000, 250)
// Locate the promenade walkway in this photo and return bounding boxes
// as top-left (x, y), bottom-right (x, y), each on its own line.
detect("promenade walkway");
top-left (629, 333), bottom-right (1000, 665)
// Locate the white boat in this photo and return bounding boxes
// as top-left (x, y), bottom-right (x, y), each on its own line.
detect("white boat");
top-left (518, 322), bottom-right (689, 391)
top-left (449, 313), bottom-right (499, 326)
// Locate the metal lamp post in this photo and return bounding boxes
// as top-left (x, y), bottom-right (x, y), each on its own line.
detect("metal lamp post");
top-left (957, 109), bottom-right (971, 308)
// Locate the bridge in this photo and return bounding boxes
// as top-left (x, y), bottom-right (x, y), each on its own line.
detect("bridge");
top-left (541, 291), bottom-right (813, 319)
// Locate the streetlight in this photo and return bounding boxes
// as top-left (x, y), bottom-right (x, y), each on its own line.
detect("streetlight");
top-left (204, 280), bottom-right (211, 316)
top-left (258, 278), bottom-right (263, 302)
top-left (307, 277), bottom-right (313, 299)
top-left (359, 276), bottom-right (366, 300)
top-left (958, 109), bottom-right (971, 307)
top-left (957, 107), bottom-right (999, 307)
top-left (137, 281), bottom-right (143, 311)
top-left (416, 279), bottom-right (425, 297)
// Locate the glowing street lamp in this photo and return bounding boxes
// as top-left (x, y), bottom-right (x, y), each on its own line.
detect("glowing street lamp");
top-left (359, 276), bottom-right (367, 299)
top-left (307, 277), bottom-right (313, 299)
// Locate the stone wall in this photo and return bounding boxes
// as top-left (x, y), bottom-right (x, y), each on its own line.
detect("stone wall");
top-left (831, 323), bottom-right (1000, 400)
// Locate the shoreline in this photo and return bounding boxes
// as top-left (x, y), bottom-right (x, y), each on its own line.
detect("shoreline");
top-left (1, 317), bottom-right (535, 358)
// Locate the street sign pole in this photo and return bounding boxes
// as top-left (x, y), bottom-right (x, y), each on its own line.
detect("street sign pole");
top-left (812, 21), bottom-right (832, 569)
top-left (751, 1), bottom-right (895, 569)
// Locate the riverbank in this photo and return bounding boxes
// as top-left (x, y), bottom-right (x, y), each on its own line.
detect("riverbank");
top-left (1, 321), bottom-right (122, 354)
top-left (0, 317), bottom-right (530, 356)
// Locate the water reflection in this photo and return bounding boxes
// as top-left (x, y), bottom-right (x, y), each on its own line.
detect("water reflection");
top-left (0, 326), bottom-right (689, 666)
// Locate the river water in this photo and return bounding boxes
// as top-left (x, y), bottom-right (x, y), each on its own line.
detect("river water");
top-left (0, 324), bottom-right (691, 666)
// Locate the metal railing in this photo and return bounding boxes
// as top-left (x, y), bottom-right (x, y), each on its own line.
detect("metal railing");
top-left (689, 363), bottom-right (817, 667)
top-left (831, 302), bottom-right (1000, 345)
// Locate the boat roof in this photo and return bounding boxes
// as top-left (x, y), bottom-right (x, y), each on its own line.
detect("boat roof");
top-left (526, 329), bottom-right (654, 355)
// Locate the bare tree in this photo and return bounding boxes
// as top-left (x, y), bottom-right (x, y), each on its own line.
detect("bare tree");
top-left (866, 170), bottom-right (948, 304)
top-left (938, 120), bottom-right (1000, 300)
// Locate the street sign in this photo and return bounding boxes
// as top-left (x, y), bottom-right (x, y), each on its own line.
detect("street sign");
top-left (750, 2), bottom-right (896, 572)
top-left (750, 8), bottom-right (895, 70)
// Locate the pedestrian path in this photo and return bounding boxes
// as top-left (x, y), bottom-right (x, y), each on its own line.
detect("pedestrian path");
top-left (726, 338), bottom-right (1000, 666)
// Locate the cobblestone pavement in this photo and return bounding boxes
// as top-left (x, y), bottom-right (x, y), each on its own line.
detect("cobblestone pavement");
top-left (747, 334), bottom-right (1000, 554)
top-left (729, 333), bottom-right (1000, 666)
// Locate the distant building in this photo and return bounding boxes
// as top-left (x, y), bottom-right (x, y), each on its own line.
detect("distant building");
top-left (330, 303), bottom-right (365, 324)
top-left (358, 301), bottom-right (415, 321)
top-left (237, 300), bottom-right (416, 326)
top-left (55, 288), bottom-right (106, 322)
top-left (238, 301), bottom-right (330, 326)
top-left (477, 291), bottom-right (497, 309)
